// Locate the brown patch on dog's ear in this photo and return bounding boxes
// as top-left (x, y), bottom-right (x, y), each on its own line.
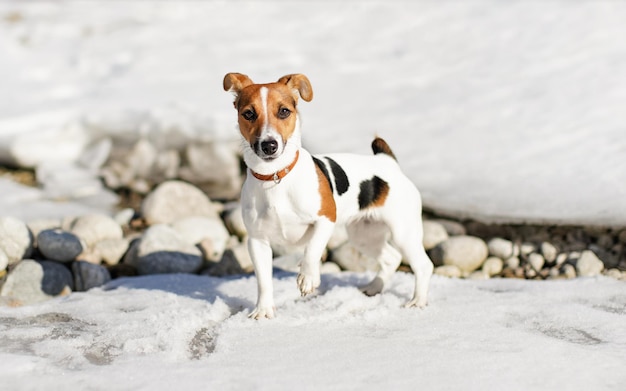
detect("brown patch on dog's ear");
top-left (223, 73), bottom-right (254, 95)
top-left (277, 74), bottom-right (313, 102)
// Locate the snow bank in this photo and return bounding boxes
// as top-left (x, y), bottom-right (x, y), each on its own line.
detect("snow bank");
top-left (0, 273), bottom-right (624, 390)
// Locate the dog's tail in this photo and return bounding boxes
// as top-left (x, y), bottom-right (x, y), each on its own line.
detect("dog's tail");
top-left (371, 137), bottom-right (397, 161)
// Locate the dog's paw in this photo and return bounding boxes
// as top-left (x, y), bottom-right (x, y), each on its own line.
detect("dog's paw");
top-left (404, 297), bottom-right (428, 309)
top-left (360, 276), bottom-right (384, 296)
top-left (249, 305), bottom-right (276, 320)
top-left (297, 272), bottom-right (320, 296)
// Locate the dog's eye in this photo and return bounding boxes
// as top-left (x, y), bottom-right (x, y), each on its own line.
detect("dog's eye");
top-left (242, 110), bottom-right (256, 121)
top-left (277, 107), bottom-right (291, 119)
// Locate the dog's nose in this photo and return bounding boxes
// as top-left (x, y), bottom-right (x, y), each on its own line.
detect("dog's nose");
top-left (261, 139), bottom-right (278, 155)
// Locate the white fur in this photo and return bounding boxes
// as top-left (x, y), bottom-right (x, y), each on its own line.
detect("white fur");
top-left (237, 88), bottom-right (433, 320)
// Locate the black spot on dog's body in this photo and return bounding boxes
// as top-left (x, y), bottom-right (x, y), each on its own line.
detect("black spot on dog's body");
top-left (325, 157), bottom-right (350, 195)
top-left (312, 157), bottom-right (333, 193)
top-left (358, 176), bottom-right (390, 210)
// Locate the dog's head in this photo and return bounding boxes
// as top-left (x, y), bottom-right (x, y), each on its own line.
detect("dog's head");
top-left (223, 73), bottom-right (313, 162)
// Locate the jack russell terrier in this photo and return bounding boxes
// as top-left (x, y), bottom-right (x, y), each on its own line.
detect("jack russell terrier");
top-left (223, 73), bottom-right (434, 319)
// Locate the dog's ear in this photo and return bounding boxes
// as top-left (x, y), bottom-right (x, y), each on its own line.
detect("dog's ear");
top-left (223, 73), bottom-right (254, 95)
top-left (277, 74), bottom-right (313, 102)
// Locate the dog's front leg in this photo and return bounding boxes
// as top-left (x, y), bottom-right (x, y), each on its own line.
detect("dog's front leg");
top-left (248, 237), bottom-right (276, 319)
top-left (298, 218), bottom-right (335, 296)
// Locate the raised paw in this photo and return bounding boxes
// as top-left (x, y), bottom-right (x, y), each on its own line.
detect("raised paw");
top-left (249, 305), bottom-right (276, 320)
top-left (297, 272), bottom-right (320, 296)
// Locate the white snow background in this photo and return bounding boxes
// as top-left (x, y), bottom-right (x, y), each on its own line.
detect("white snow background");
top-left (0, 2), bottom-right (625, 390)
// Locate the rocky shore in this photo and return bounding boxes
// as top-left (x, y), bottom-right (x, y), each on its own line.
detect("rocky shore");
top-left (1, 176), bottom-right (624, 307)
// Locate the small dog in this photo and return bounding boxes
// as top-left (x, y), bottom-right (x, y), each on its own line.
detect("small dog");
top-left (223, 73), bottom-right (433, 319)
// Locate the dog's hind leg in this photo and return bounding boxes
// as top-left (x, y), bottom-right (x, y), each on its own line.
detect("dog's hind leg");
top-left (346, 219), bottom-right (401, 296)
top-left (390, 223), bottom-right (433, 308)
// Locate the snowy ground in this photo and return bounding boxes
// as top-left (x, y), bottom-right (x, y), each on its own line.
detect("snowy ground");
top-left (1, 2), bottom-right (626, 390)
top-left (1, 273), bottom-right (625, 391)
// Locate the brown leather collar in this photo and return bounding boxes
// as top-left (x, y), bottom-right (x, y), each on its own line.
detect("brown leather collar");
top-left (250, 150), bottom-right (300, 183)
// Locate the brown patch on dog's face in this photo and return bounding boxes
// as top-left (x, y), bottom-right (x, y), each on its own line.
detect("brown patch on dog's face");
top-left (234, 83), bottom-right (299, 148)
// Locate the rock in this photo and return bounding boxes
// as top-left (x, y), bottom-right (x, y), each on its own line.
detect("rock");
top-left (487, 238), bottom-right (516, 259)
top-left (524, 264), bottom-right (537, 278)
top-left (72, 261), bottom-right (111, 291)
top-left (37, 229), bottom-right (83, 263)
top-left (468, 271), bottom-right (489, 280)
top-left (37, 260), bottom-right (74, 295)
top-left (134, 224), bottom-right (203, 275)
top-left (482, 256), bottom-right (504, 277)
top-left (330, 242), bottom-right (379, 272)
top-left (0, 249), bottom-right (8, 272)
top-left (0, 260), bottom-right (51, 304)
top-left (576, 250), bottom-right (604, 277)
top-left (430, 236), bottom-right (488, 273)
top-left (71, 214), bottom-right (123, 248)
top-left (27, 219), bottom-right (62, 242)
top-left (505, 256), bottom-right (520, 269)
top-left (562, 263), bottom-right (577, 279)
top-left (540, 242), bottom-right (558, 263)
top-left (422, 221), bottom-right (449, 250)
top-left (520, 242), bottom-right (536, 257)
top-left (178, 141), bottom-right (242, 200)
top-left (528, 253), bottom-right (545, 272)
top-left (555, 253), bottom-right (568, 267)
top-left (205, 242), bottom-right (253, 276)
top-left (434, 265), bottom-right (462, 278)
top-left (0, 216), bottom-right (34, 265)
top-left (605, 268), bottom-right (622, 279)
top-left (93, 238), bottom-right (129, 266)
top-left (273, 253), bottom-right (302, 273)
top-left (113, 208), bottom-right (136, 227)
top-left (170, 216), bottom-right (230, 260)
top-left (596, 233), bottom-right (614, 249)
top-left (618, 230), bottom-right (626, 244)
top-left (321, 262), bottom-right (342, 274)
top-left (222, 202), bottom-right (248, 239)
top-left (141, 180), bottom-right (220, 225)
top-left (432, 219), bottom-right (466, 236)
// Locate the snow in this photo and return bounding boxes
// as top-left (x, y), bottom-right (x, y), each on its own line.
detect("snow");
top-left (1, 273), bottom-right (625, 390)
top-left (1, 1), bottom-right (626, 224)
top-left (1, 2), bottom-right (626, 390)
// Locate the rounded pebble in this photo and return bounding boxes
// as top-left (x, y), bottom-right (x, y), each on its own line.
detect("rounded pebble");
top-left (431, 236), bottom-right (488, 273)
top-left (141, 180), bottom-right (220, 225)
top-left (72, 261), bottom-right (112, 291)
top-left (71, 214), bottom-right (123, 248)
top-left (576, 250), bottom-right (604, 277)
top-left (422, 221), bottom-right (449, 250)
top-left (37, 229), bottom-right (83, 263)
top-left (0, 216), bottom-right (33, 265)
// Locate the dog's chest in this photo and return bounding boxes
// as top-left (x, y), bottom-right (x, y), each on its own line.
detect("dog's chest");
top-left (242, 182), bottom-right (317, 245)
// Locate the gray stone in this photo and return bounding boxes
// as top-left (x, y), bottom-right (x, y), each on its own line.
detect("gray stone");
top-left (37, 229), bottom-right (83, 263)
top-left (505, 256), bottom-right (520, 270)
top-left (141, 180), bottom-right (220, 225)
top-left (0, 216), bottom-right (33, 265)
top-left (520, 242), bottom-right (536, 257)
top-left (434, 265), bottom-right (462, 278)
top-left (468, 270), bottom-right (489, 280)
top-left (482, 256), bottom-right (504, 277)
top-left (93, 238), bottom-right (129, 266)
top-left (72, 261), bottom-right (111, 291)
top-left (618, 230), bottom-right (626, 244)
top-left (562, 263), bottom-right (577, 279)
top-left (205, 242), bottom-right (253, 276)
top-left (38, 260), bottom-right (74, 295)
top-left (170, 216), bottom-right (230, 260)
top-left (135, 224), bottom-right (203, 275)
top-left (596, 233), bottom-right (614, 249)
top-left (422, 221), bottom-right (449, 250)
top-left (540, 242), bottom-right (558, 263)
top-left (71, 214), bottom-right (123, 248)
top-left (576, 250), bottom-right (604, 277)
top-left (605, 268), bottom-right (622, 279)
top-left (487, 237), bottom-right (516, 259)
top-left (431, 236), bottom-right (488, 273)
